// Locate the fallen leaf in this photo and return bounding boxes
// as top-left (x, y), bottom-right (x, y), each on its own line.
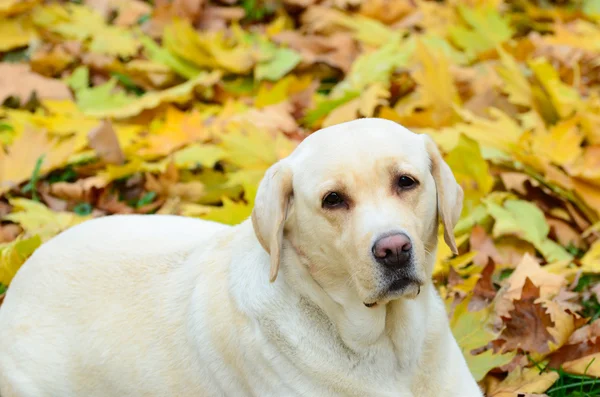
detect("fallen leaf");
top-left (3, 198), bottom-right (88, 241)
top-left (488, 365), bottom-right (559, 397)
top-left (87, 120), bottom-right (125, 165)
top-left (0, 127), bottom-right (75, 194)
top-left (497, 278), bottom-right (556, 354)
top-left (0, 234), bottom-right (42, 286)
top-left (0, 63), bottom-right (72, 104)
top-left (451, 296), bottom-right (516, 381)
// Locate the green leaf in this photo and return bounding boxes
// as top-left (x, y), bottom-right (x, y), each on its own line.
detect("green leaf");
top-left (255, 48), bottom-right (302, 82)
top-left (485, 199), bottom-right (573, 262)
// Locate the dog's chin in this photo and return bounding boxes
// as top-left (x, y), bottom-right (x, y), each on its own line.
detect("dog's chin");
top-left (363, 277), bottom-right (423, 308)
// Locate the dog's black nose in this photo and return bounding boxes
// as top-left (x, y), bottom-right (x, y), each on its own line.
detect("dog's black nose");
top-left (372, 233), bottom-right (412, 269)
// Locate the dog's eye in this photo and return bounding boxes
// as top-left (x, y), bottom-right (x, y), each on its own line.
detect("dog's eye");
top-left (322, 192), bottom-right (345, 208)
top-left (398, 175), bottom-right (417, 189)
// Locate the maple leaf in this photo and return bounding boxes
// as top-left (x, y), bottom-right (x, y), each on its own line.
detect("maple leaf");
top-left (496, 47), bottom-right (533, 108)
top-left (140, 106), bottom-right (209, 157)
top-left (497, 278), bottom-right (556, 354)
top-left (448, 5), bottom-right (513, 59)
top-left (31, 3), bottom-right (140, 57)
top-left (0, 127), bottom-right (75, 194)
top-left (3, 198), bottom-right (89, 241)
top-left (410, 39), bottom-right (461, 128)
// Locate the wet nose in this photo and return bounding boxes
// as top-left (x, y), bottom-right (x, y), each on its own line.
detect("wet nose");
top-left (372, 233), bottom-right (412, 270)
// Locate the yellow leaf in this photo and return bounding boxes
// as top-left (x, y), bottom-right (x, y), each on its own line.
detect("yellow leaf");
top-left (581, 240), bottom-right (600, 272)
top-left (182, 197), bottom-right (252, 226)
top-left (301, 5), bottom-right (400, 46)
top-left (0, 128), bottom-right (76, 194)
top-left (488, 365), bottom-right (559, 396)
top-left (412, 40), bottom-right (461, 127)
top-left (32, 3), bottom-right (140, 57)
top-left (531, 116), bottom-right (584, 167)
top-left (172, 144), bottom-right (226, 170)
top-left (3, 199), bottom-right (88, 241)
top-left (433, 233), bottom-right (470, 276)
top-left (219, 124), bottom-right (290, 170)
top-left (562, 353), bottom-right (600, 377)
top-left (450, 297), bottom-right (516, 381)
top-left (0, 14), bottom-right (37, 51)
top-left (445, 134), bottom-right (494, 215)
top-left (496, 47), bottom-right (532, 107)
top-left (455, 107), bottom-right (523, 155)
top-left (0, 235), bottom-right (41, 286)
top-left (140, 107), bottom-right (209, 158)
top-left (529, 58), bottom-right (582, 119)
top-left (358, 82), bottom-right (390, 117)
top-left (0, 0), bottom-right (40, 17)
top-left (322, 97), bottom-right (360, 128)
top-left (163, 20), bottom-right (255, 74)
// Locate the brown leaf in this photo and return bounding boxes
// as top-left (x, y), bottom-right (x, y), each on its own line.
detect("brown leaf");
top-left (470, 225), bottom-right (505, 267)
top-left (87, 120), bottom-right (125, 165)
top-left (497, 278), bottom-right (556, 354)
top-left (500, 172), bottom-right (531, 195)
top-left (0, 223), bottom-right (22, 243)
top-left (197, 6), bottom-right (245, 31)
top-left (546, 217), bottom-right (583, 249)
top-left (273, 32), bottom-right (358, 73)
top-left (0, 64), bottom-right (72, 104)
top-left (548, 319), bottom-right (600, 370)
top-left (495, 254), bottom-right (565, 318)
top-left (469, 261), bottom-right (497, 311)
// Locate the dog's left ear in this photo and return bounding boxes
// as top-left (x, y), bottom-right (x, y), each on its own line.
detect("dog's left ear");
top-left (422, 135), bottom-right (463, 255)
top-left (251, 161), bottom-right (293, 282)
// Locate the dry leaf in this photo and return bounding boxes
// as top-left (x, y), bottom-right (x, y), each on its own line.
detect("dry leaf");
top-left (0, 63), bottom-right (72, 104)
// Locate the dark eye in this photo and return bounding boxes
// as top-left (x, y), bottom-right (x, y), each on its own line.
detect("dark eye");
top-left (398, 175), bottom-right (417, 189)
top-left (322, 192), bottom-right (345, 208)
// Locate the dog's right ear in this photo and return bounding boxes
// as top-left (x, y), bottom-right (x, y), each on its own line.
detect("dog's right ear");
top-left (251, 161), bottom-right (293, 283)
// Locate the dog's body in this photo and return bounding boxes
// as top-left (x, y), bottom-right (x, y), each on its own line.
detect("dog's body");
top-left (0, 119), bottom-right (483, 397)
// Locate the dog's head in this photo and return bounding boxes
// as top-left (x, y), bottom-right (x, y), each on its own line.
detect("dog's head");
top-left (252, 118), bottom-right (463, 307)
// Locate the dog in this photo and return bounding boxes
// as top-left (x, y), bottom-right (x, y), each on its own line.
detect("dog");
top-left (0, 118), bottom-right (483, 397)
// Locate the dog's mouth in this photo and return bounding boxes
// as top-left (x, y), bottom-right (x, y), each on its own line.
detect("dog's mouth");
top-left (363, 276), bottom-right (422, 308)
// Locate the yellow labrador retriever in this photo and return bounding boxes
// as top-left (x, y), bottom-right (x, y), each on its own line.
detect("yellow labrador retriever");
top-left (0, 118), bottom-right (482, 397)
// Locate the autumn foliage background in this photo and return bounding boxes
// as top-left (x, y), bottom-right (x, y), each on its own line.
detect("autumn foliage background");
top-left (1, 0), bottom-right (600, 395)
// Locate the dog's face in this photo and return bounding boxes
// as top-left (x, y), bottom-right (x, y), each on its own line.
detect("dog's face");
top-left (252, 118), bottom-right (463, 307)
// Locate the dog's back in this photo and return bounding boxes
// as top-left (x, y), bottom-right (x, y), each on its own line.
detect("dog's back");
top-left (0, 215), bottom-right (229, 397)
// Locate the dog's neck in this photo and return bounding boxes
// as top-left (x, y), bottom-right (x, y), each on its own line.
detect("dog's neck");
top-left (281, 238), bottom-right (432, 355)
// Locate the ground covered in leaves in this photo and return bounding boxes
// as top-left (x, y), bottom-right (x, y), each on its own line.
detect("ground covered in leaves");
top-left (1, 0), bottom-right (600, 395)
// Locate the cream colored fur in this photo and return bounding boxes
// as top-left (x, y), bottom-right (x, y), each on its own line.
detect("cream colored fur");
top-left (0, 118), bottom-right (483, 397)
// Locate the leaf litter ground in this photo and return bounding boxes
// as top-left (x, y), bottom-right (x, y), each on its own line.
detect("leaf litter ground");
top-left (1, 0), bottom-right (600, 395)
